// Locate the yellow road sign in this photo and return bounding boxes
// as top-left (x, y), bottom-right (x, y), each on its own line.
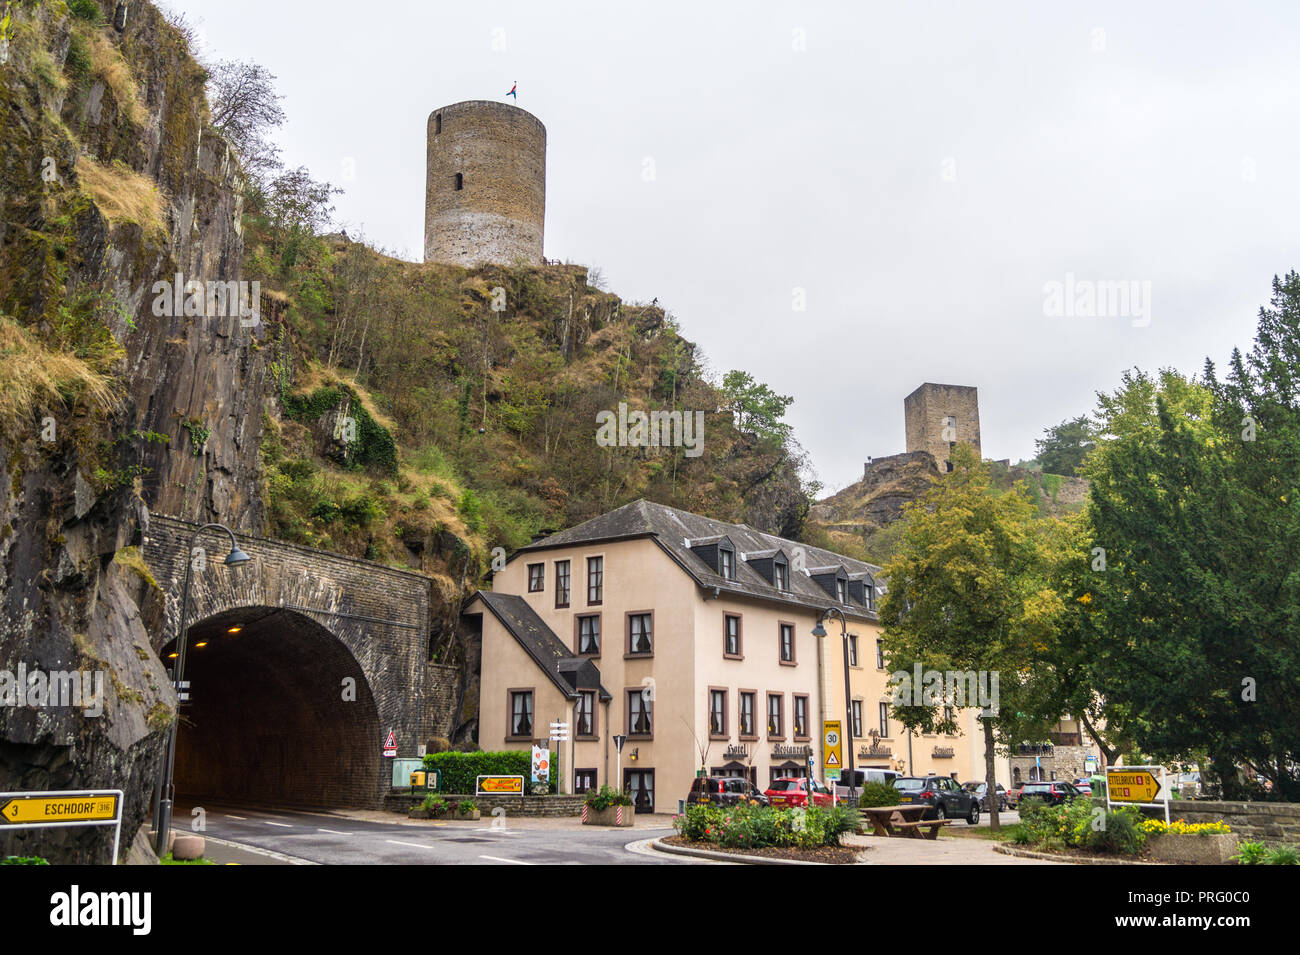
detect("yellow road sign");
top-left (476, 775), bottom-right (524, 795)
top-left (1, 793), bottom-right (119, 824)
top-left (1107, 769), bottom-right (1162, 803)
top-left (823, 720), bottom-right (843, 771)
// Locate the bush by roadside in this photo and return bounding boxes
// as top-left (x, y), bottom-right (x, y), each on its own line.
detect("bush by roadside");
top-left (674, 802), bottom-right (859, 851)
top-left (1012, 799), bottom-right (1146, 856)
top-left (422, 750), bottom-right (556, 794)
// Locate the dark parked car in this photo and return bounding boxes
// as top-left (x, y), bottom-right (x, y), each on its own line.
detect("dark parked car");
top-left (687, 776), bottom-right (769, 807)
top-left (962, 781), bottom-right (1009, 811)
top-left (1016, 780), bottom-right (1083, 807)
top-left (894, 776), bottom-right (980, 824)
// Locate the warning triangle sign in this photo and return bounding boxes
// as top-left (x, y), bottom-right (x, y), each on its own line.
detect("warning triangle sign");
top-left (383, 730), bottom-right (396, 748)
top-left (825, 751), bottom-right (840, 766)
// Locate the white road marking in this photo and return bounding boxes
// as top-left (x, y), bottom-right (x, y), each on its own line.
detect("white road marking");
top-left (479, 854), bottom-right (533, 865)
top-left (316, 828), bottom-right (349, 835)
top-left (225, 814), bottom-right (247, 820)
top-left (264, 821), bottom-right (293, 828)
top-left (386, 839), bottom-right (437, 850)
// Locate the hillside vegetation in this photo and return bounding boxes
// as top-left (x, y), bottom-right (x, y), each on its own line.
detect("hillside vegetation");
top-left (247, 225), bottom-right (815, 581)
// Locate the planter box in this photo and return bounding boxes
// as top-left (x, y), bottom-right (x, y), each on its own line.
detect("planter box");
top-left (1146, 832), bottom-right (1238, 864)
top-left (583, 805), bottom-right (635, 827)
top-left (408, 808), bottom-right (431, 819)
top-left (456, 809), bottom-right (481, 821)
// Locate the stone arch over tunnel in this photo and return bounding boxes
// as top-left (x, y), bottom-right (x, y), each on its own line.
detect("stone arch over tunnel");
top-left (165, 606), bottom-right (381, 809)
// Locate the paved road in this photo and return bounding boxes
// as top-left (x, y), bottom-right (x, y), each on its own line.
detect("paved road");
top-left (177, 802), bottom-right (692, 865)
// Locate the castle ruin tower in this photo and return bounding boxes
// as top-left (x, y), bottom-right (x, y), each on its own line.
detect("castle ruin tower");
top-left (904, 383), bottom-right (982, 473)
top-left (424, 101), bottom-right (546, 266)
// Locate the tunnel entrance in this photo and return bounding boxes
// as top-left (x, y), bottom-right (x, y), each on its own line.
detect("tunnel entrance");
top-left (164, 607), bottom-right (382, 809)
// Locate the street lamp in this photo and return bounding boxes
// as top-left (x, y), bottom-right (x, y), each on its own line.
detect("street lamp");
top-left (812, 607), bottom-right (858, 804)
top-left (155, 523), bottom-right (250, 856)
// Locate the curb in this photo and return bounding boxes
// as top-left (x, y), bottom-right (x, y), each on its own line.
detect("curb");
top-left (201, 834), bottom-right (319, 866)
top-left (992, 843), bottom-right (1160, 865)
top-left (650, 837), bottom-right (842, 865)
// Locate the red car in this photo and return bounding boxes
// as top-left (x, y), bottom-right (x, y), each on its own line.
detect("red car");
top-left (764, 777), bottom-right (834, 808)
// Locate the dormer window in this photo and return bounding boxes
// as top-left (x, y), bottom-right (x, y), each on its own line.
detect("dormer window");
top-left (836, 579), bottom-right (847, 604)
top-left (719, 547), bottom-right (735, 580)
top-left (864, 584), bottom-right (874, 610)
top-left (774, 559), bottom-right (789, 591)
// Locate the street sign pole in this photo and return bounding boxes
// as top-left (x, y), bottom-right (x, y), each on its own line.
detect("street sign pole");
top-left (612, 734), bottom-right (626, 793)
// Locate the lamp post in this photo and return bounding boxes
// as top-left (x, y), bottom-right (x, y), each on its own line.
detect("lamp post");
top-left (155, 523), bottom-right (249, 856)
top-left (812, 608), bottom-right (857, 804)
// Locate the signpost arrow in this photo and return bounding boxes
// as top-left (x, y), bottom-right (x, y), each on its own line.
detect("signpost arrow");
top-left (0, 793), bottom-right (119, 824)
top-left (1107, 769), bottom-right (1162, 802)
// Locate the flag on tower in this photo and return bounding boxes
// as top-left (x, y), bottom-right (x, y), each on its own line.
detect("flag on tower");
top-left (507, 81), bottom-right (517, 100)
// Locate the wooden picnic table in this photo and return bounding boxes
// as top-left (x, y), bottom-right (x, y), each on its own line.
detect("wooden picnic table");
top-left (858, 804), bottom-right (952, 840)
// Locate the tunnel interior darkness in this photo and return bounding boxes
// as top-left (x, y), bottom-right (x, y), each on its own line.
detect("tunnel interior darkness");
top-left (165, 607), bottom-right (382, 809)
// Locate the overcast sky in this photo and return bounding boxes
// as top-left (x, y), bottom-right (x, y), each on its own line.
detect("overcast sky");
top-left (170, 0), bottom-right (1300, 493)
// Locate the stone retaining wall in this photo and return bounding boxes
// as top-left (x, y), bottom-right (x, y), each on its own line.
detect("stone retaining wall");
top-left (1166, 800), bottom-right (1300, 844)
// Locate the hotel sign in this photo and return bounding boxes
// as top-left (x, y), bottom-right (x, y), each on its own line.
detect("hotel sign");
top-left (932, 746), bottom-right (955, 758)
top-left (724, 744), bottom-right (749, 759)
top-left (859, 743), bottom-right (892, 759)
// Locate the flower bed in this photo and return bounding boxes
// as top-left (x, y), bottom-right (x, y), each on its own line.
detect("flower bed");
top-left (661, 835), bottom-right (862, 864)
top-left (582, 784), bottom-right (635, 826)
top-left (672, 802), bottom-right (860, 852)
top-left (1012, 800), bottom-right (1147, 856)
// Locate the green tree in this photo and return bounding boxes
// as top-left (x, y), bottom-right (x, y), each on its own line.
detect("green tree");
top-left (879, 445), bottom-right (1066, 830)
top-left (1034, 415), bottom-right (1096, 476)
top-left (1083, 272), bottom-right (1300, 800)
top-left (719, 370), bottom-right (793, 444)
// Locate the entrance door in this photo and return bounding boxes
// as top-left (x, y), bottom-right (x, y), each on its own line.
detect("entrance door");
top-left (623, 769), bottom-right (655, 813)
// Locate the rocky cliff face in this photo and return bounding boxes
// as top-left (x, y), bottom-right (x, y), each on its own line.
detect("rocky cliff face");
top-left (0, 0), bottom-right (268, 862)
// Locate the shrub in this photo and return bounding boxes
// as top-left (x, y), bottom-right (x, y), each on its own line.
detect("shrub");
top-left (457, 800), bottom-right (478, 815)
top-left (68, 0), bottom-right (102, 23)
top-left (584, 784), bottom-right (632, 811)
top-left (421, 794), bottom-right (448, 816)
top-left (1232, 841), bottom-right (1269, 865)
top-left (1264, 845), bottom-right (1298, 865)
top-left (672, 803), bottom-right (854, 850)
top-left (422, 750), bottom-right (555, 794)
top-left (858, 781), bottom-right (899, 808)
top-left (1086, 806), bottom-right (1146, 856)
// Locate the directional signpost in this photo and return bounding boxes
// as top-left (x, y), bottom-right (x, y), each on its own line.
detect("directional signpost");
top-left (476, 775), bottom-right (524, 795)
top-left (0, 789), bottom-right (124, 864)
top-left (1106, 765), bottom-right (1170, 823)
top-left (613, 734), bottom-right (627, 795)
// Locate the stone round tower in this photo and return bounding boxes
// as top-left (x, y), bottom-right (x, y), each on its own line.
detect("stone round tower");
top-left (424, 101), bottom-right (546, 266)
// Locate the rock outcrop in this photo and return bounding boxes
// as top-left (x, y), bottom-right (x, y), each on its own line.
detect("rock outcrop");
top-left (0, 0), bottom-right (268, 862)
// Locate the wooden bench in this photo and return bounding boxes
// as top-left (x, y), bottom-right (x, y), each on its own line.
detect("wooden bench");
top-left (890, 818), bottom-right (953, 840)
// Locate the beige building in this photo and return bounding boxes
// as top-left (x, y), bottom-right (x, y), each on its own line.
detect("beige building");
top-left (466, 499), bottom-right (1001, 812)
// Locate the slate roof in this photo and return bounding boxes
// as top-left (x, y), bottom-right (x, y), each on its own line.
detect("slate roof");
top-left (509, 499), bottom-right (885, 622)
top-left (469, 591), bottom-right (612, 701)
